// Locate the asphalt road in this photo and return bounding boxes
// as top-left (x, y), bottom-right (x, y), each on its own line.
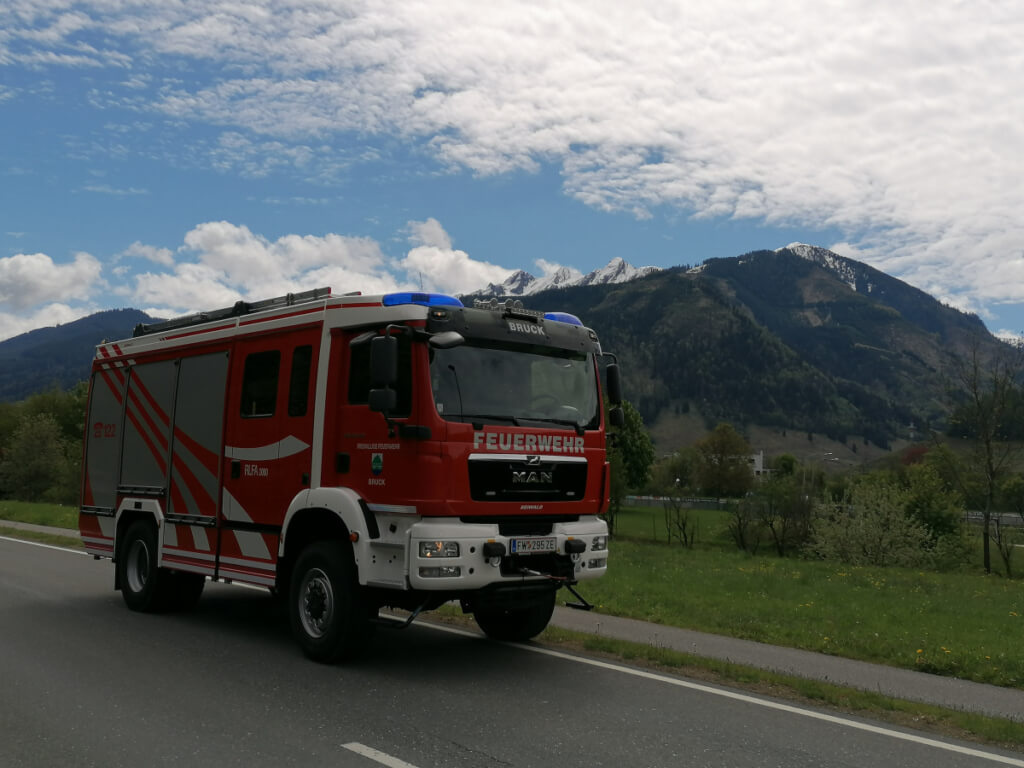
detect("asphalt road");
top-left (2, 536), bottom-right (1021, 768)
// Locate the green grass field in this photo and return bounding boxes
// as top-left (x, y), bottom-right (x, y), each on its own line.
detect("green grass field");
top-left (598, 504), bottom-right (1024, 688)
top-left (0, 500), bottom-right (78, 529)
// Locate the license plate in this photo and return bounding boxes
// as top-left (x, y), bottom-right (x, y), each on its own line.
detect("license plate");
top-left (509, 537), bottom-right (556, 554)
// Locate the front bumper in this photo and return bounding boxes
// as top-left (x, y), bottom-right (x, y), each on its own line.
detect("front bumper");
top-left (407, 515), bottom-right (608, 590)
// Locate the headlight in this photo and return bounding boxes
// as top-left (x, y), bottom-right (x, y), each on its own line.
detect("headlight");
top-left (591, 535), bottom-right (608, 551)
top-left (587, 558), bottom-right (607, 569)
top-left (419, 541), bottom-right (460, 558)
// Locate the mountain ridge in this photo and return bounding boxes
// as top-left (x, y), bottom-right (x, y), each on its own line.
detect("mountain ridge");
top-left (467, 256), bottom-right (660, 297)
top-left (0, 247), bottom-right (1005, 456)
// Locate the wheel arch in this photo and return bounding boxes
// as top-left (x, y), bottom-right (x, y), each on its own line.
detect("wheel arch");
top-left (112, 498), bottom-right (164, 590)
top-left (280, 487), bottom-right (370, 559)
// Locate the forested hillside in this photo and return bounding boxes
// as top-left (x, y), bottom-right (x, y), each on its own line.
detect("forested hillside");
top-left (0, 309), bottom-right (155, 401)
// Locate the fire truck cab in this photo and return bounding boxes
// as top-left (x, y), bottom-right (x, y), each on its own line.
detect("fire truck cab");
top-left (79, 287), bottom-right (622, 661)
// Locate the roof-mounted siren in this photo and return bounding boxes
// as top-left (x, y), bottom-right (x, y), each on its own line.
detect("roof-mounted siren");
top-left (382, 292), bottom-right (464, 308)
top-left (543, 311), bottom-right (583, 326)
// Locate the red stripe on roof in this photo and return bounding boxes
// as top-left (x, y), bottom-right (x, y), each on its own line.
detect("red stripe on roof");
top-left (164, 323), bottom-right (237, 341)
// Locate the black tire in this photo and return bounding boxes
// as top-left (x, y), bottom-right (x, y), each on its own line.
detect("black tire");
top-left (118, 520), bottom-right (175, 612)
top-left (474, 591), bottom-right (556, 642)
top-left (289, 540), bottom-right (373, 663)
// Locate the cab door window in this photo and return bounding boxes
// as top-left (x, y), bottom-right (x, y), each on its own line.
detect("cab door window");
top-left (240, 350), bottom-right (280, 417)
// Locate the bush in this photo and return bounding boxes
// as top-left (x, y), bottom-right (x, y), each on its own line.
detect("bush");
top-left (805, 477), bottom-right (934, 567)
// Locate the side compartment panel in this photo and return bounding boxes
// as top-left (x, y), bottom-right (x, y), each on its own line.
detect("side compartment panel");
top-left (120, 360), bottom-right (177, 492)
top-left (79, 368), bottom-right (127, 554)
top-left (162, 351), bottom-right (230, 576)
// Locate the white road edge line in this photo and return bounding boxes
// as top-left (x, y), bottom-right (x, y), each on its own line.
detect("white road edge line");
top-left (9, 537), bottom-right (1022, 766)
top-left (0, 535), bottom-right (89, 555)
top-left (421, 622), bottom-right (1024, 767)
top-left (342, 742), bottom-right (422, 768)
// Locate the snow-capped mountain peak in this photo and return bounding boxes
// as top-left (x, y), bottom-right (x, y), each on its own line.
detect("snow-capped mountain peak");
top-left (466, 257), bottom-right (660, 298)
top-left (776, 243), bottom-right (873, 294)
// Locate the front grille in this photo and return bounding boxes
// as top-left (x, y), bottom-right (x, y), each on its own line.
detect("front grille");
top-left (459, 516), bottom-right (580, 535)
top-left (468, 458), bottom-right (587, 502)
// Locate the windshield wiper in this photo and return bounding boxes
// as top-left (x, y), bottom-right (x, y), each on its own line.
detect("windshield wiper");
top-left (517, 416), bottom-right (586, 435)
top-left (454, 413), bottom-right (521, 427)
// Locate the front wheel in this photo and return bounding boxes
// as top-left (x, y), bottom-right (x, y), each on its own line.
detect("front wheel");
top-left (474, 591), bottom-right (556, 642)
top-left (289, 540), bottom-right (373, 663)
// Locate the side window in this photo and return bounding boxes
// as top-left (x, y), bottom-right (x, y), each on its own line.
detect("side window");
top-left (288, 345), bottom-right (313, 417)
top-left (348, 334), bottom-right (413, 417)
top-left (240, 350), bottom-right (280, 417)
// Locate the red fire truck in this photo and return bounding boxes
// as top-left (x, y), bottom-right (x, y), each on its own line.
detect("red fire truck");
top-left (79, 287), bottom-right (623, 661)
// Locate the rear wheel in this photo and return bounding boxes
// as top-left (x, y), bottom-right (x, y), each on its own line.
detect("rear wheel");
top-left (118, 520), bottom-right (174, 612)
top-left (289, 540), bottom-right (373, 662)
top-left (474, 591), bottom-right (556, 642)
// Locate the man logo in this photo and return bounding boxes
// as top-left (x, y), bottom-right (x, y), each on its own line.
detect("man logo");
top-left (512, 470), bottom-right (553, 484)
top-left (526, 455), bottom-right (541, 466)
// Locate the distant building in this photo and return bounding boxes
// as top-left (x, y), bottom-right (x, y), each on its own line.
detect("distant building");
top-left (749, 450), bottom-right (770, 477)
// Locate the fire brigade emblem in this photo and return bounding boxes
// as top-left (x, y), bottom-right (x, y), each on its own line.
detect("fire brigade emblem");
top-left (371, 452), bottom-right (383, 475)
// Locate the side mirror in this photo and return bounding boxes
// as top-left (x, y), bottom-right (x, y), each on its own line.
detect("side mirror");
top-left (370, 335), bottom-right (398, 387)
top-left (428, 331), bottom-right (465, 349)
top-left (609, 406), bottom-right (625, 428)
top-left (606, 363), bottom-right (623, 405)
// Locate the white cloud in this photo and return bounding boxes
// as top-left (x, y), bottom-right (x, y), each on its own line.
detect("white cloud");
top-left (407, 218), bottom-right (452, 251)
top-left (82, 184), bottom-right (148, 196)
top-left (535, 259), bottom-right (580, 280)
top-left (0, 303), bottom-right (96, 342)
top-left (0, 216), bottom-right (519, 334)
top-left (120, 241), bottom-right (174, 266)
top-left (123, 219), bottom-right (515, 313)
top-left (400, 219), bottom-right (512, 295)
top-left (126, 221), bottom-right (404, 314)
top-left (4, 0), bottom-right (1024, 312)
top-left (0, 251), bottom-right (101, 311)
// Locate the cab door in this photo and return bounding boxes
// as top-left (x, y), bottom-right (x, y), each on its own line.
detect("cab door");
top-left (221, 327), bottom-right (319, 585)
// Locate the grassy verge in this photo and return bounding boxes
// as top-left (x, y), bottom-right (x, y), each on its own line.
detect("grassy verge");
top-left (0, 525), bottom-right (83, 549)
top-left (0, 500), bottom-right (78, 529)
top-left (599, 505), bottom-right (1024, 688)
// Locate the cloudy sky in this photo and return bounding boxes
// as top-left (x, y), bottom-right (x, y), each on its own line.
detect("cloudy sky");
top-left (2, 0), bottom-right (1022, 341)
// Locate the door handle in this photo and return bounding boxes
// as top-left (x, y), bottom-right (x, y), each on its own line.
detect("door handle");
top-left (231, 460), bottom-right (241, 479)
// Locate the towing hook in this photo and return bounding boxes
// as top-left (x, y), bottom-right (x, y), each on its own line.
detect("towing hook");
top-left (483, 540), bottom-right (506, 568)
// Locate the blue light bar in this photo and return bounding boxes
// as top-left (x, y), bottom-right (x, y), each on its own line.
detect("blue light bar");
top-left (543, 311), bottom-right (583, 326)
top-left (382, 292), bottom-right (464, 308)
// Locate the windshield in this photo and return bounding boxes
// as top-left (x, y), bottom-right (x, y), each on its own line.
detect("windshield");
top-left (429, 341), bottom-right (600, 431)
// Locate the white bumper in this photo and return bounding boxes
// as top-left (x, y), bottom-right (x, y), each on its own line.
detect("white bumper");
top-left (406, 515), bottom-right (608, 590)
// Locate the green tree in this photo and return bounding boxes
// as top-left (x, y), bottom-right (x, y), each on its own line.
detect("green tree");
top-left (695, 422), bottom-right (754, 498)
top-left (903, 463), bottom-right (964, 539)
top-left (942, 339), bottom-right (1024, 573)
top-left (774, 453), bottom-right (797, 476)
top-left (615, 400), bottom-right (655, 489)
top-left (605, 399), bottom-right (654, 534)
top-left (0, 412), bottom-right (78, 503)
top-left (651, 446), bottom-right (701, 495)
top-left (748, 473), bottom-right (813, 556)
